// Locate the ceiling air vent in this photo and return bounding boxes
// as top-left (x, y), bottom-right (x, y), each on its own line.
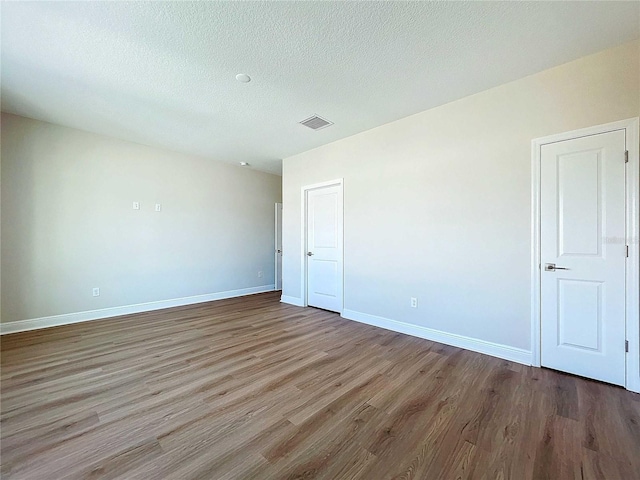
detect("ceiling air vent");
top-left (299, 114), bottom-right (333, 130)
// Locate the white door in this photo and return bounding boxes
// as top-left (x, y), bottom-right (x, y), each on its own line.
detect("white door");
top-left (540, 130), bottom-right (626, 386)
top-left (275, 203), bottom-right (283, 291)
top-left (306, 184), bottom-right (343, 312)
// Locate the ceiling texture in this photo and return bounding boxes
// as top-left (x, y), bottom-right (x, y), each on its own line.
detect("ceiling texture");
top-left (2, 1), bottom-right (639, 175)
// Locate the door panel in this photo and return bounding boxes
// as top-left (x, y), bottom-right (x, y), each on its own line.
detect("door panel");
top-left (557, 279), bottom-right (602, 351)
top-left (558, 151), bottom-right (601, 256)
top-left (313, 195), bottom-right (338, 247)
top-left (540, 130), bottom-right (626, 386)
top-left (311, 260), bottom-right (338, 297)
top-left (306, 185), bottom-right (343, 312)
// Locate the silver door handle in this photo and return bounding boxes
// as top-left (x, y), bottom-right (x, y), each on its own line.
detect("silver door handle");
top-left (545, 263), bottom-right (569, 271)
top-left (307, 252), bottom-right (314, 256)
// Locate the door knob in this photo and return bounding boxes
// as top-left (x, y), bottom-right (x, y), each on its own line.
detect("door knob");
top-left (307, 252), bottom-right (314, 256)
top-left (544, 263), bottom-right (569, 271)
top-left (277, 249), bottom-right (282, 254)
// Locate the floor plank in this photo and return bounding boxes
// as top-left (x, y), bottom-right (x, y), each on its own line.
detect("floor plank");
top-left (1, 291), bottom-right (639, 479)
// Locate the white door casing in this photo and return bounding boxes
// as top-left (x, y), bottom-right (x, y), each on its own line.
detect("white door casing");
top-left (275, 203), bottom-right (283, 291)
top-left (540, 130), bottom-right (626, 385)
top-left (303, 181), bottom-right (343, 313)
top-left (532, 117), bottom-right (640, 393)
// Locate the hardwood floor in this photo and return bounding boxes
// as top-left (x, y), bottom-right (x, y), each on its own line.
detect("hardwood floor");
top-left (1, 291), bottom-right (639, 479)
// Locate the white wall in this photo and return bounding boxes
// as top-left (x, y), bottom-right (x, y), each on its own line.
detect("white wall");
top-left (282, 41), bottom-right (640, 355)
top-left (1, 113), bottom-right (282, 324)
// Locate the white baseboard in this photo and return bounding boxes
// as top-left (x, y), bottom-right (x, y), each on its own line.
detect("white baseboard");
top-left (0, 285), bottom-right (275, 335)
top-left (341, 309), bottom-right (532, 366)
top-left (280, 295), bottom-right (305, 307)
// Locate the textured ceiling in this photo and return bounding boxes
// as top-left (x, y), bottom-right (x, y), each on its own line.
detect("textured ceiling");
top-left (2, 2), bottom-right (639, 175)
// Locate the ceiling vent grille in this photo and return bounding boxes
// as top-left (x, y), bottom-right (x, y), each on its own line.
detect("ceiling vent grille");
top-left (299, 115), bottom-right (333, 130)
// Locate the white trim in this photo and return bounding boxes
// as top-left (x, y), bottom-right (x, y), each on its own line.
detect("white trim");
top-left (531, 117), bottom-right (640, 393)
top-left (0, 285), bottom-right (275, 335)
top-left (300, 178), bottom-right (344, 312)
top-left (280, 295), bottom-right (305, 307)
top-left (342, 309), bottom-right (532, 365)
top-left (625, 118), bottom-right (640, 393)
top-left (531, 136), bottom-right (542, 367)
top-left (275, 202), bottom-right (283, 291)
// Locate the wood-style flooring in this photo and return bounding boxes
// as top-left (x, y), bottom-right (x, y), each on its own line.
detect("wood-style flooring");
top-left (1, 291), bottom-right (639, 479)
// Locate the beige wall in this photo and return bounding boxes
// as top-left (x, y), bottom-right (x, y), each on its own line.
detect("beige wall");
top-left (282, 40), bottom-right (640, 352)
top-left (1, 114), bottom-right (282, 323)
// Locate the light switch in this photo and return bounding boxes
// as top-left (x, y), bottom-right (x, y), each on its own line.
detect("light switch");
top-left (155, 204), bottom-right (162, 212)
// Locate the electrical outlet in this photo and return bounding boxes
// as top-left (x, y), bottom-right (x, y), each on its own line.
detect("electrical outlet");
top-left (93, 287), bottom-right (100, 297)
top-left (155, 203), bottom-right (161, 212)
top-left (410, 297), bottom-right (418, 308)
top-left (133, 202), bottom-right (140, 210)
top-left (258, 271), bottom-right (263, 278)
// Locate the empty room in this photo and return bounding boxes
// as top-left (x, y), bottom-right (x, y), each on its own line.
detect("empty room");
top-left (1, 2), bottom-right (639, 479)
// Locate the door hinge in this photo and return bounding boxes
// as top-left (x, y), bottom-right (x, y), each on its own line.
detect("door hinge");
top-left (626, 245), bottom-right (629, 257)
top-left (625, 340), bottom-right (629, 353)
top-left (625, 150), bottom-right (629, 163)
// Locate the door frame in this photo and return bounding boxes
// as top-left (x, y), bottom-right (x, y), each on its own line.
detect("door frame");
top-left (530, 117), bottom-right (639, 392)
top-left (274, 202), bottom-right (282, 290)
top-left (300, 178), bottom-right (344, 311)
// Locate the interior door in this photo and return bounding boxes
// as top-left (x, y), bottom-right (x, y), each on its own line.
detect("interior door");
top-left (306, 184), bottom-right (343, 312)
top-left (540, 130), bottom-right (626, 385)
top-left (275, 203), bottom-right (283, 290)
